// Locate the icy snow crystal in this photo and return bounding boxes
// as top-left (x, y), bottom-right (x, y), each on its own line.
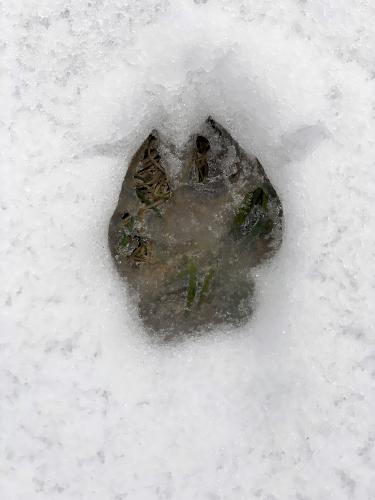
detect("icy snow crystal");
top-left (1, 1), bottom-right (375, 499)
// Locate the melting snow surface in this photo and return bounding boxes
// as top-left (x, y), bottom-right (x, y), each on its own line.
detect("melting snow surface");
top-left (2, 1), bottom-right (375, 499)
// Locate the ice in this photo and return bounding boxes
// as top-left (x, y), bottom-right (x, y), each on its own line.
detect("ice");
top-left (108, 120), bottom-right (283, 338)
top-left (2, 1), bottom-right (375, 499)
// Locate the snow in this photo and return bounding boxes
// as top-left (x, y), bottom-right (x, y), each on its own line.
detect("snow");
top-left (1, 0), bottom-right (375, 499)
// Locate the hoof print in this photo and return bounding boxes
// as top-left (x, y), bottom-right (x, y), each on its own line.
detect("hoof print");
top-left (109, 118), bottom-right (283, 339)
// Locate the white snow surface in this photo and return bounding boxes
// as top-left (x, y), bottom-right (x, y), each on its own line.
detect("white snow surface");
top-left (2, 1), bottom-right (375, 499)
